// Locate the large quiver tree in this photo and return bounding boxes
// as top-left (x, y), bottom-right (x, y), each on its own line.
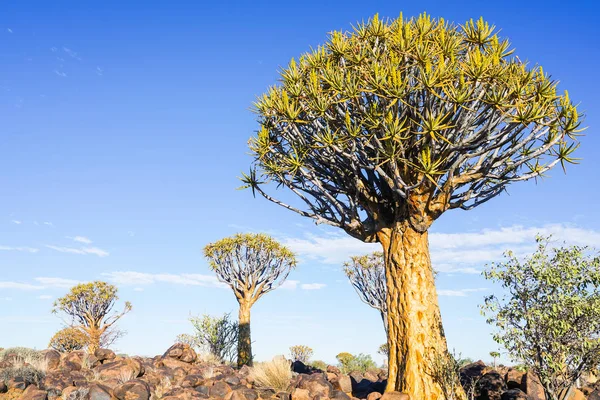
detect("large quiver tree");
top-left (204, 233), bottom-right (296, 367)
top-left (242, 13), bottom-right (584, 399)
top-left (344, 252), bottom-right (388, 332)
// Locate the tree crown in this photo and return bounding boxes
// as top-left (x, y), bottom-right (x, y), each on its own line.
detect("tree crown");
top-left (244, 13), bottom-right (584, 239)
top-left (204, 233), bottom-right (297, 302)
top-left (344, 252), bottom-right (387, 314)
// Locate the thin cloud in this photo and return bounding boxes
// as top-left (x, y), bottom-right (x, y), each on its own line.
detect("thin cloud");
top-left (301, 283), bottom-right (327, 290)
top-left (0, 277), bottom-right (79, 291)
top-left (43, 222), bottom-right (53, 226)
top-left (7, 28), bottom-right (13, 34)
top-left (0, 282), bottom-right (44, 290)
top-left (67, 236), bottom-right (93, 244)
top-left (45, 245), bottom-right (109, 257)
top-left (11, 220), bottom-right (22, 225)
top-left (63, 47), bottom-right (82, 61)
top-left (34, 277), bottom-right (79, 288)
top-left (38, 295), bottom-right (53, 300)
top-left (438, 288), bottom-right (488, 297)
top-left (101, 271), bottom-right (228, 289)
top-left (0, 246), bottom-right (39, 253)
top-left (280, 280), bottom-right (300, 290)
top-left (53, 70), bottom-right (67, 78)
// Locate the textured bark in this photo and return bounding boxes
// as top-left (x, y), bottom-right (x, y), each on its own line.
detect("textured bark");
top-left (238, 300), bottom-right (253, 367)
top-left (86, 326), bottom-right (102, 354)
top-left (378, 221), bottom-right (465, 400)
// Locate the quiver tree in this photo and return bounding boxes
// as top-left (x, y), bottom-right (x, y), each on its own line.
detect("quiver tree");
top-left (204, 233), bottom-right (296, 367)
top-left (242, 13), bottom-right (584, 399)
top-left (52, 281), bottom-right (132, 353)
top-left (49, 326), bottom-right (89, 352)
top-left (344, 252), bottom-right (388, 333)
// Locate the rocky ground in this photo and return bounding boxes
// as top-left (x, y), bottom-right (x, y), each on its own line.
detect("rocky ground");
top-left (0, 344), bottom-right (599, 400)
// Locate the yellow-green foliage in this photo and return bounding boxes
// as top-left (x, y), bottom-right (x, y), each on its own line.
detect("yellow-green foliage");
top-left (49, 327), bottom-right (89, 352)
top-left (249, 357), bottom-right (293, 392)
top-left (289, 345), bottom-right (314, 363)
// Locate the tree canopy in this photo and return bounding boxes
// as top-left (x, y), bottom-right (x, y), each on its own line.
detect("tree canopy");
top-left (482, 237), bottom-right (600, 400)
top-left (243, 13), bottom-right (584, 239)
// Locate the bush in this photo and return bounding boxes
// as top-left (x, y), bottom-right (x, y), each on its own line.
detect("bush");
top-left (336, 352), bottom-right (377, 374)
top-left (309, 360), bottom-right (328, 371)
top-left (0, 365), bottom-right (45, 386)
top-left (49, 327), bottom-right (89, 352)
top-left (177, 313), bottom-right (238, 363)
top-left (289, 345), bottom-right (313, 363)
top-left (427, 350), bottom-right (464, 400)
top-left (249, 356), bottom-right (292, 391)
top-left (0, 347), bottom-right (41, 362)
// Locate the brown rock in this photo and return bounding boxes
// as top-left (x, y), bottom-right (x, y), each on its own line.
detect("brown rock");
top-left (476, 371), bottom-right (508, 400)
top-left (61, 351), bottom-right (86, 371)
top-left (43, 371), bottom-right (76, 391)
top-left (297, 374), bottom-right (333, 398)
top-left (87, 384), bottom-right (113, 400)
top-left (162, 344), bottom-right (197, 364)
top-left (363, 371), bottom-right (379, 382)
top-left (40, 350), bottom-right (61, 371)
top-left (505, 369), bottom-right (525, 390)
top-left (291, 388), bottom-right (311, 400)
top-left (19, 385), bottom-right (48, 400)
top-left (367, 392), bottom-right (382, 400)
top-left (380, 392), bottom-right (410, 400)
top-left (112, 380), bottom-right (151, 400)
top-left (500, 389), bottom-right (529, 400)
top-left (330, 391), bottom-right (352, 400)
top-left (331, 375), bottom-right (352, 393)
top-left (60, 387), bottom-right (79, 400)
top-left (93, 358), bottom-right (144, 381)
top-left (209, 381), bottom-right (232, 398)
top-left (224, 388), bottom-right (259, 400)
top-left (94, 349), bottom-right (116, 364)
top-left (7, 377), bottom-right (28, 390)
top-left (460, 360), bottom-right (488, 388)
top-left (181, 375), bottom-right (205, 388)
top-left (520, 372), bottom-right (545, 400)
top-left (0, 381), bottom-right (7, 393)
top-left (327, 366), bottom-right (341, 374)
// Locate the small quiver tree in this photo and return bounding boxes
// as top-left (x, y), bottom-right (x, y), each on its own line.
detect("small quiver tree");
top-left (243, 12), bottom-right (584, 399)
top-left (289, 345), bottom-right (314, 363)
top-left (177, 313), bottom-right (239, 363)
top-left (49, 326), bottom-right (89, 352)
top-left (344, 252), bottom-right (388, 333)
top-left (482, 236), bottom-right (600, 400)
top-left (52, 281), bottom-right (132, 354)
top-left (204, 233), bottom-right (296, 367)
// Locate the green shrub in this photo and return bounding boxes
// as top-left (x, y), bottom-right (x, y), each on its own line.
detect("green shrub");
top-left (310, 360), bottom-right (328, 371)
top-left (49, 327), bottom-right (89, 352)
top-left (336, 352), bottom-right (377, 374)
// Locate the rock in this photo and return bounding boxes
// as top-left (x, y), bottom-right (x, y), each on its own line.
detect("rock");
top-left (291, 361), bottom-right (311, 375)
top-left (501, 389), bottom-right (530, 400)
top-left (327, 366), bottom-right (341, 374)
top-left (46, 388), bottom-right (61, 400)
top-left (291, 388), bottom-right (311, 400)
top-left (112, 380), bottom-right (151, 400)
top-left (163, 344), bottom-right (197, 364)
top-left (367, 393), bottom-right (382, 400)
top-left (520, 372), bottom-right (545, 400)
top-left (223, 375), bottom-right (241, 386)
top-left (181, 375), bottom-right (205, 388)
top-left (60, 387), bottom-right (79, 400)
top-left (380, 392), bottom-right (410, 400)
top-left (61, 351), bottom-right (86, 371)
top-left (460, 360), bottom-right (488, 389)
top-left (363, 371), bottom-right (379, 382)
top-left (331, 375), bottom-right (352, 393)
top-left (43, 371), bottom-right (77, 391)
top-left (87, 384), bottom-right (113, 400)
top-left (94, 349), bottom-right (116, 364)
top-left (7, 377), bottom-right (28, 390)
top-left (588, 388), bottom-right (600, 400)
top-left (40, 350), bottom-right (61, 371)
top-left (195, 386), bottom-right (210, 397)
top-left (256, 388), bottom-right (276, 399)
top-left (331, 390), bottom-right (352, 400)
top-left (224, 388), bottom-right (259, 400)
top-left (276, 392), bottom-right (291, 400)
top-left (476, 372), bottom-right (508, 400)
top-left (210, 381), bottom-right (232, 398)
top-left (93, 358), bottom-right (144, 381)
top-left (20, 386), bottom-right (48, 400)
top-left (349, 372), bottom-right (363, 385)
top-left (0, 381), bottom-right (7, 393)
top-left (505, 369), bottom-right (525, 390)
top-left (558, 388), bottom-right (585, 400)
top-left (297, 373), bottom-right (333, 398)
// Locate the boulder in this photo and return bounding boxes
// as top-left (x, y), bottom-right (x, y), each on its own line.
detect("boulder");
top-left (224, 388), bottom-right (259, 400)
top-left (380, 392), bottom-right (410, 400)
top-left (40, 350), bottom-right (61, 371)
top-left (520, 372), bottom-right (545, 400)
top-left (209, 381), bottom-right (232, 398)
top-left (501, 389), bottom-right (530, 400)
top-left (297, 373), bottom-right (333, 398)
top-left (588, 388), bottom-right (600, 400)
top-left (20, 385), bottom-right (48, 400)
top-left (43, 371), bottom-right (77, 391)
top-left (291, 388), bottom-right (311, 400)
top-left (0, 381), bottom-right (7, 393)
top-left (181, 374), bottom-right (205, 388)
top-left (162, 344), bottom-right (197, 364)
top-left (87, 384), bottom-right (113, 400)
top-left (275, 392), bottom-right (290, 400)
top-left (476, 371), bottom-right (508, 400)
top-left (93, 358), bottom-right (144, 381)
top-left (505, 369), bottom-right (525, 390)
top-left (331, 390), bottom-right (352, 400)
top-left (94, 349), bottom-right (116, 364)
top-left (460, 360), bottom-right (487, 389)
top-left (327, 366), bottom-right (341, 374)
top-left (61, 351), bottom-right (86, 371)
top-left (7, 377), bottom-right (28, 390)
top-left (112, 379), bottom-right (151, 400)
top-left (363, 371), bottom-right (379, 382)
top-left (367, 393), bottom-right (382, 400)
top-left (331, 375), bottom-right (352, 393)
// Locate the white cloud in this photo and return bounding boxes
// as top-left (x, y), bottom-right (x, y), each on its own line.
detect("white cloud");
top-left (38, 295), bottom-right (53, 300)
top-left (438, 288), bottom-right (488, 297)
top-left (301, 283), bottom-right (327, 290)
top-left (280, 224), bottom-right (600, 274)
top-left (11, 220), bottom-right (22, 225)
top-left (133, 287), bottom-right (144, 292)
top-left (43, 222), bottom-right (53, 226)
top-left (45, 245), bottom-right (109, 257)
top-left (7, 28), bottom-right (13, 34)
top-left (280, 280), bottom-right (299, 290)
top-left (102, 271), bottom-right (228, 289)
top-left (0, 282), bottom-right (44, 290)
top-left (0, 245), bottom-right (39, 253)
top-left (68, 236), bottom-right (93, 244)
top-left (34, 277), bottom-right (79, 288)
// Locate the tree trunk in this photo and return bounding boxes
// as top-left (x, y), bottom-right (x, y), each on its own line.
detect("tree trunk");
top-left (86, 326), bottom-right (101, 354)
top-left (378, 220), bottom-right (465, 400)
top-left (238, 300), bottom-right (253, 367)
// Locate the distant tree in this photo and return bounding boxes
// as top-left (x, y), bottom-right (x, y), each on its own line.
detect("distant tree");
top-left (48, 327), bottom-right (89, 352)
top-left (204, 233), bottom-right (296, 367)
top-left (378, 343), bottom-right (389, 358)
top-left (177, 313), bottom-right (238, 363)
top-left (52, 281), bottom-right (131, 353)
top-left (344, 252), bottom-right (387, 332)
top-left (489, 351), bottom-right (500, 368)
top-left (482, 236), bottom-right (600, 400)
top-left (289, 345), bottom-right (314, 363)
top-left (243, 12), bottom-right (584, 398)
top-left (336, 352), bottom-right (377, 374)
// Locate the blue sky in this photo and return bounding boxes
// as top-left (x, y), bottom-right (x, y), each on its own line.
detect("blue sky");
top-left (1, 0), bottom-right (598, 365)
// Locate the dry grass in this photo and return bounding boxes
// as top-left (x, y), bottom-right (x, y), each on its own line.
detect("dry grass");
top-left (117, 368), bottom-right (138, 384)
top-left (249, 356), bottom-right (292, 392)
top-left (150, 377), bottom-right (172, 400)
